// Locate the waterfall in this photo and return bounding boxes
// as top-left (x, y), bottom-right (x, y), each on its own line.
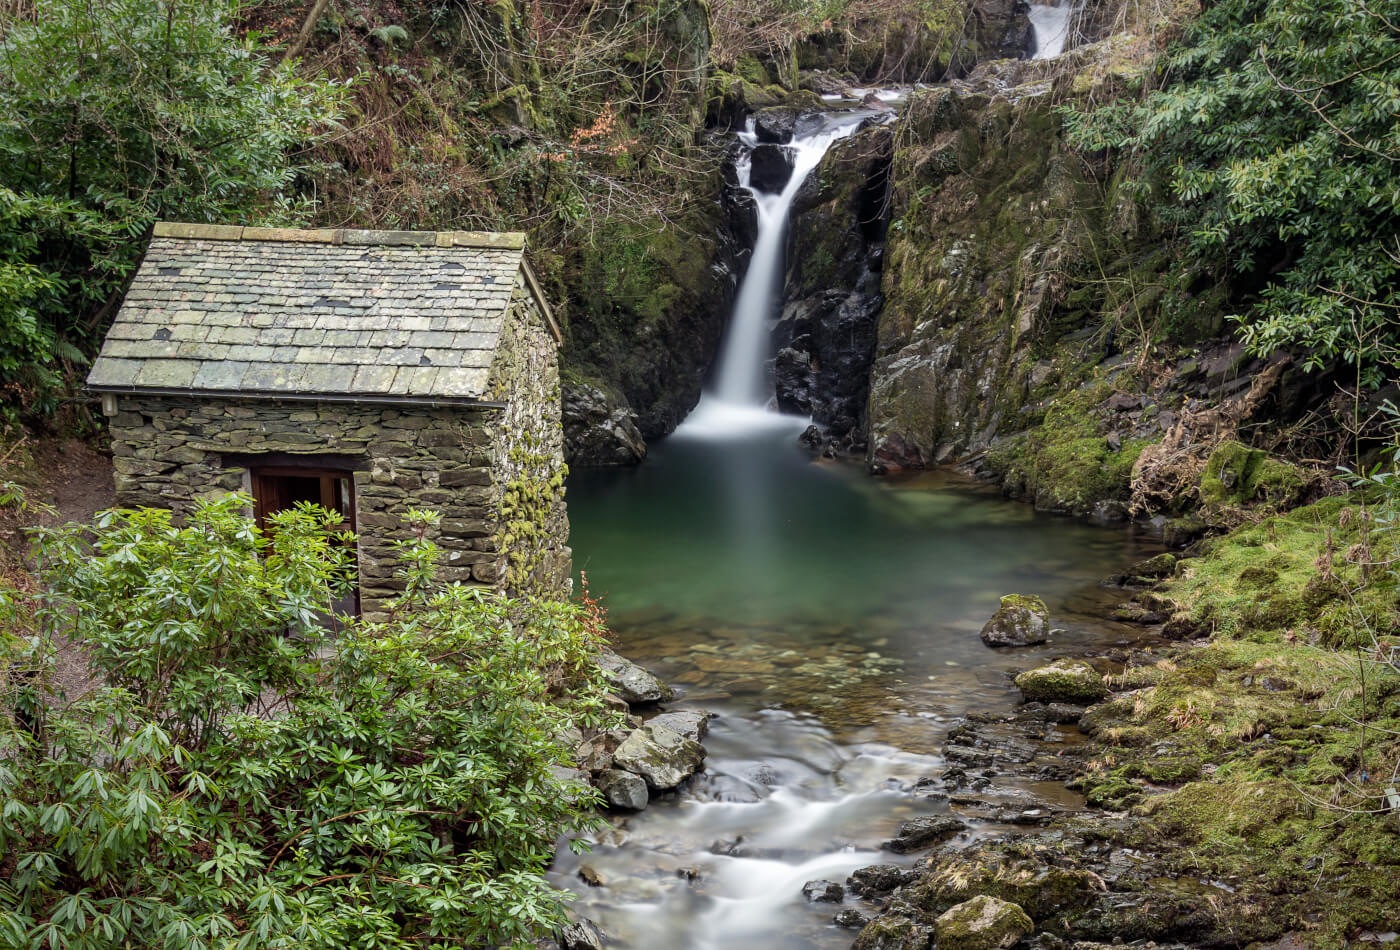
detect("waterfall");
top-left (674, 120), bottom-right (859, 439)
top-left (1028, 2), bottom-right (1074, 59)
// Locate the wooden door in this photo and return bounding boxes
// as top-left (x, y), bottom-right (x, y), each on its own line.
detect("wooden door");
top-left (251, 466), bottom-right (359, 615)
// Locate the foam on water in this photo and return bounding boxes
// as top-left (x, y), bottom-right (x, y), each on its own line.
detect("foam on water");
top-left (670, 398), bottom-right (809, 440)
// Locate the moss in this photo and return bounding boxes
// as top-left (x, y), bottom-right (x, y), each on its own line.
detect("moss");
top-left (907, 853), bottom-right (1103, 921)
top-left (732, 54), bottom-right (770, 87)
top-left (1169, 496), bottom-right (1399, 642)
top-left (1199, 440), bottom-right (1307, 509)
top-left (1130, 755), bottom-right (1203, 784)
top-left (1084, 773), bottom-right (1142, 809)
top-left (1000, 593), bottom-right (1047, 613)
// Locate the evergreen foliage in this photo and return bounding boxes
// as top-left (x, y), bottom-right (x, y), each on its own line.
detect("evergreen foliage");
top-left (1064, 0), bottom-right (1400, 384)
top-left (0, 497), bottom-right (612, 949)
top-left (0, 0), bottom-right (344, 410)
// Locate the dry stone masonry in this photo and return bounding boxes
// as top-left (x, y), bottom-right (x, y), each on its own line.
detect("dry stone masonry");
top-left (87, 223), bottom-right (571, 618)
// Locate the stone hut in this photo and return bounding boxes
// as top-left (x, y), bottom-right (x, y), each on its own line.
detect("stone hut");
top-left (86, 222), bottom-right (570, 618)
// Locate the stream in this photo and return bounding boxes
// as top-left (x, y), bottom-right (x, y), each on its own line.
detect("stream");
top-left (549, 105), bottom-right (1157, 948)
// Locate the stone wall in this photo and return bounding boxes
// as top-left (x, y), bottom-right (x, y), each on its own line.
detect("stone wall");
top-left (484, 281), bottom-right (572, 598)
top-left (106, 272), bottom-right (570, 617)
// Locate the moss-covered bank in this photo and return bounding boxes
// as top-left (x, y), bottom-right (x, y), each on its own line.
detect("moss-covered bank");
top-left (1069, 494), bottom-right (1400, 946)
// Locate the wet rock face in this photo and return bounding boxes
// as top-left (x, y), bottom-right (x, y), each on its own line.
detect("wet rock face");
top-left (976, 0), bottom-right (1035, 59)
top-left (775, 126), bottom-right (894, 453)
top-left (562, 382), bottom-right (647, 467)
top-left (847, 864), bottom-right (918, 897)
top-left (749, 143), bottom-right (794, 192)
top-left (882, 814), bottom-right (968, 853)
top-left (979, 593), bottom-right (1050, 647)
top-left (753, 107), bottom-right (800, 143)
top-left (802, 879), bottom-right (845, 902)
top-left (933, 895), bottom-right (1033, 950)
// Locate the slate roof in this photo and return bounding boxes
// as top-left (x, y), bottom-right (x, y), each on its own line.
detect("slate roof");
top-left (87, 223), bottom-right (557, 405)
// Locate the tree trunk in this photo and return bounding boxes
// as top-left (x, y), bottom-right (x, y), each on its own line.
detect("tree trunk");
top-left (282, 0), bottom-right (333, 63)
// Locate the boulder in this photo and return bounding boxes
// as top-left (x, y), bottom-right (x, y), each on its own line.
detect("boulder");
top-left (753, 107), bottom-right (800, 143)
top-left (596, 651), bottom-right (674, 706)
top-left (595, 769), bottom-right (649, 810)
top-left (1015, 659), bottom-right (1108, 705)
top-left (882, 814), bottom-right (968, 853)
top-left (846, 864), bottom-right (917, 897)
top-left (612, 723), bottom-right (706, 790)
top-left (558, 918), bottom-right (606, 950)
top-left (1130, 552), bottom-right (1178, 578)
top-left (562, 382), bottom-right (646, 467)
top-left (852, 913), bottom-right (934, 950)
top-left (932, 895), bottom-right (1033, 950)
top-left (834, 908), bottom-right (871, 928)
top-left (802, 879), bottom-right (845, 902)
top-left (749, 143), bottom-right (793, 193)
top-left (646, 709), bottom-right (711, 742)
top-left (979, 593), bottom-right (1050, 647)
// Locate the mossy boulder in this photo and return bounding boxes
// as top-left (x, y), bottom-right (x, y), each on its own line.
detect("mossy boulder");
top-left (1015, 659), bottom-right (1108, 704)
top-left (907, 851), bottom-right (1105, 920)
top-left (980, 593), bottom-right (1050, 647)
top-left (933, 896), bottom-right (1034, 950)
top-left (1198, 441), bottom-right (1306, 509)
top-left (851, 912), bottom-right (933, 950)
top-left (1129, 552), bottom-right (1177, 578)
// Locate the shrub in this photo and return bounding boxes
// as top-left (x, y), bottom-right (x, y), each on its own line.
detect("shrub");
top-left (1, 496), bottom-right (612, 949)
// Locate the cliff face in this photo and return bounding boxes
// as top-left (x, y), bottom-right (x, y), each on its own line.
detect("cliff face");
top-left (862, 43), bottom-right (1344, 526)
top-left (775, 126), bottom-right (893, 453)
top-left (866, 57), bottom-right (1131, 472)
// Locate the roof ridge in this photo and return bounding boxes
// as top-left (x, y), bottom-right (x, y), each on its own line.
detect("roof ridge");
top-left (151, 222), bottom-right (526, 250)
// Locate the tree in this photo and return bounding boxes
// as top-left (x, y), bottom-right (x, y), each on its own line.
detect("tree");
top-left (0, 0), bottom-right (344, 408)
top-left (1064, 0), bottom-right (1400, 385)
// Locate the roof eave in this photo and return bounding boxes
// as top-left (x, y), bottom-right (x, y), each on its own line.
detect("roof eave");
top-left (87, 384), bottom-right (506, 411)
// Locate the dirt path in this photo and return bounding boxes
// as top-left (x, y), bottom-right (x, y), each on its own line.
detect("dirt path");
top-left (31, 438), bottom-right (116, 526)
top-left (1, 437), bottom-right (115, 703)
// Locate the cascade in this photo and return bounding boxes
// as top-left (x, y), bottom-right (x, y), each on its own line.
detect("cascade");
top-left (673, 118), bottom-right (861, 438)
top-left (1028, 2), bottom-right (1074, 59)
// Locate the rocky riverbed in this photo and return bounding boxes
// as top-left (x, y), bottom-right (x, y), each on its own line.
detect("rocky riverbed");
top-left (553, 507), bottom-right (1400, 950)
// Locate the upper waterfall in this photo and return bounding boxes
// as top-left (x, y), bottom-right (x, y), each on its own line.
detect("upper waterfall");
top-left (1028, 3), bottom-right (1074, 59)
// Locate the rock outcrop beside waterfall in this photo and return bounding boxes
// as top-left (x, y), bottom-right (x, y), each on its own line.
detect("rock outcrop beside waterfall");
top-left (867, 54), bottom-right (1133, 474)
top-left (775, 126), bottom-right (894, 452)
top-left (861, 45), bottom-right (1337, 528)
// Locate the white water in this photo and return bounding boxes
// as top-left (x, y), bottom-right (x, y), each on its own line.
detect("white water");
top-left (1029, 2), bottom-right (1074, 59)
top-left (673, 118), bottom-right (863, 440)
top-left (550, 709), bottom-right (945, 949)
